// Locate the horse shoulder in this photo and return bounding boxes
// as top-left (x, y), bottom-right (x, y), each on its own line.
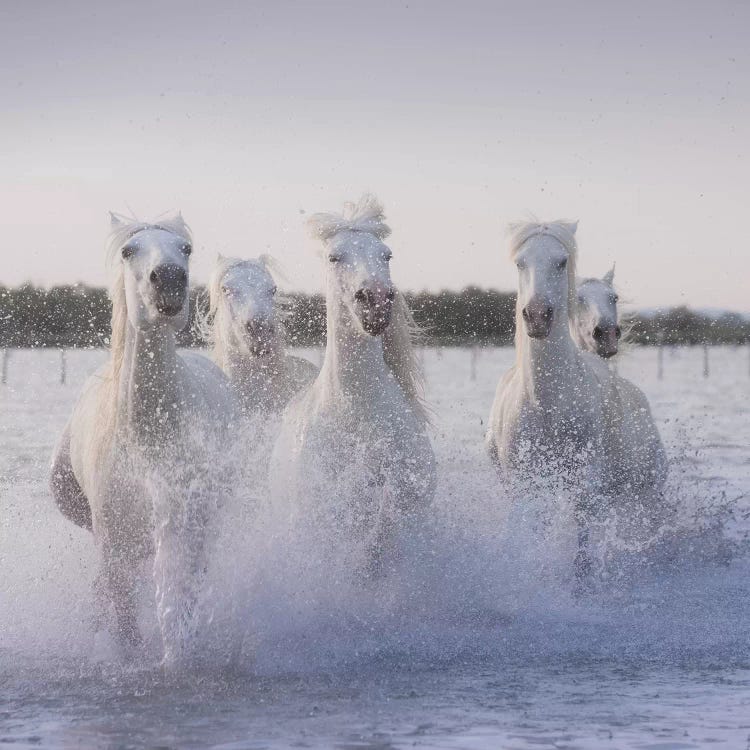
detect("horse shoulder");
top-left (67, 365), bottom-right (113, 495)
top-left (180, 350), bottom-right (238, 420)
top-left (487, 368), bottom-right (523, 438)
top-left (612, 373), bottom-right (668, 482)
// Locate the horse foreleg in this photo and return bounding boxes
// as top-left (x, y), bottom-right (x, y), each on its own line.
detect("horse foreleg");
top-left (101, 549), bottom-right (143, 650)
top-left (152, 491), bottom-right (214, 666)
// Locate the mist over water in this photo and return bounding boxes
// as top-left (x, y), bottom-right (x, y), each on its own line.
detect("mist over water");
top-left (1, 347), bottom-right (749, 748)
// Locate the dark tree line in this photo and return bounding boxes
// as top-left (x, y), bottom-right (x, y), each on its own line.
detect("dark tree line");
top-left (0, 284), bottom-right (747, 348)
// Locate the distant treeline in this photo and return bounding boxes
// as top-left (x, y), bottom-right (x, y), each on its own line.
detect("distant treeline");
top-left (0, 284), bottom-right (748, 348)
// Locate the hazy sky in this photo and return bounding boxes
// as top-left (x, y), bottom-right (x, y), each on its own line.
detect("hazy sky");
top-left (1, 1), bottom-right (747, 309)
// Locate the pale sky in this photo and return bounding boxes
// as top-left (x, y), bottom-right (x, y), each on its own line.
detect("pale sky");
top-left (1, 1), bottom-right (747, 309)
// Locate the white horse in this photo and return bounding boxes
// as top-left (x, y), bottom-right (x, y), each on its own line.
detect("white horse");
top-left (486, 221), bottom-right (667, 583)
top-left (50, 213), bottom-right (238, 659)
top-left (575, 265), bottom-right (622, 358)
top-left (199, 254), bottom-right (317, 414)
top-left (270, 194), bottom-right (436, 573)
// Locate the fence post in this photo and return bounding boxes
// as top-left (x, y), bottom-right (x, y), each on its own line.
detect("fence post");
top-left (1, 349), bottom-right (8, 385)
top-left (470, 346), bottom-right (478, 381)
top-left (702, 344), bottom-right (709, 378)
top-left (60, 348), bottom-right (67, 385)
top-left (657, 335), bottom-right (664, 381)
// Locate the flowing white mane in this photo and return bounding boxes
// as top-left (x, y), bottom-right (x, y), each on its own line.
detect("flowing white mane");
top-left (196, 254), bottom-right (287, 368)
top-left (508, 219), bottom-right (579, 346)
top-left (307, 193), bottom-right (392, 242)
top-left (383, 290), bottom-right (429, 424)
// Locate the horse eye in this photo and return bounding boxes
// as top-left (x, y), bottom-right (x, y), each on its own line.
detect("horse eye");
top-left (271, 286), bottom-right (278, 296)
top-left (181, 244), bottom-right (192, 257)
top-left (121, 245), bottom-right (135, 260)
top-left (611, 294), bottom-right (619, 303)
top-left (221, 285), bottom-right (231, 295)
top-left (558, 258), bottom-right (568, 269)
top-left (328, 255), bottom-right (340, 263)
top-left (384, 252), bottom-right (393, 262)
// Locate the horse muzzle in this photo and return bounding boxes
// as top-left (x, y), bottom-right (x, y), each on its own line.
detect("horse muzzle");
top-left (354, 287), bottom-right (395, 336)
top-left (150, 264), bottom-right (188, 317)
top-left (244, 319), bottom-right (276, 356)
top-left (522, 299), bottom-right (554, 339)
top-left (593, 324), bottom-right (620, 358)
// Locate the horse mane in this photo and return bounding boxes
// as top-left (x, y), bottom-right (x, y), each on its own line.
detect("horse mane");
top-left (87, 213), bottom-right (192, 477)
top-left (382, 290), bottom-right (429, 424)
top-left (195, 254), bottom-right (287, 368)
top-left (508, 219), bottom-right (579, 348)
top-left (306, 193), bottom-right (391, 242)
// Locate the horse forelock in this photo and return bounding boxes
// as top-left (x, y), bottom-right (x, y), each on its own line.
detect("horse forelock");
top-left (307, 193), bottom-right (391, 244)
top-left (508, 220), bottom-right (578, 262)
top-left (106, 213), bottom-right (192, 269)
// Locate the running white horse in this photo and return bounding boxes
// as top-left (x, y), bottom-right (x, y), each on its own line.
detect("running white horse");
top-left (486, 221), bottom-right (667, 583)
top-left (50, 213), bottom-right (238, 659)
top-left (270, 195), bottom-right (436, 573)
top-left (200, 254), bottom-right (317, 414)
top-left (575, 265), bottom-right (622, 358)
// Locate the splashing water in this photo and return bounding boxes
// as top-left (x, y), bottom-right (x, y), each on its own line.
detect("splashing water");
top-left (1, 347), bottom-right (749, 748)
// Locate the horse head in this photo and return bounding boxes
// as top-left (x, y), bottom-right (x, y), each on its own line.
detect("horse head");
top-left (212, 256), bottom-right (280, 357)
top-left (110, 212), bottom-right (192, 332)
top-left (308, 194), bottom-right (396, 338)
top-left (510, 221), bottom-right (578, 340)
top-left (576, 266), bottom-right (620, 358)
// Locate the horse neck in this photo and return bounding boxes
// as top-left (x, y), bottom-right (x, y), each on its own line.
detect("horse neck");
top-left (516, 305), bottom-right (580, 403)
top-left (223, 337), bottom-right (286, 411)
top-left (320, 293), bottom-right (390, 406)
top-left (117, 321), bottom-right (182, 443)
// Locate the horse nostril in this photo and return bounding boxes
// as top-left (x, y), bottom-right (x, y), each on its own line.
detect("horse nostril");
top-left (593, 326), bottom-right (603, 340)
top-left (354, 289), bottom-right (370, 304)
top-left (615, 326), bottom-right (622, 339)
top-left (151, 264), bottom-right (187, 291)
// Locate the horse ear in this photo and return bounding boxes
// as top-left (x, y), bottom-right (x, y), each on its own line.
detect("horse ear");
top-left (109, 212), bottom-right (127, 230)
top-left (603, 263), bottom-right (615, 285)
top-left (562, 220), bottom-right (578, 236)
top-left (163, 209), bottom-right (184, 226)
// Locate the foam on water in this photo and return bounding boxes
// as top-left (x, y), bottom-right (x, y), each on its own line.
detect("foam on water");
top-left (1, 347), bottom-right (749, 748)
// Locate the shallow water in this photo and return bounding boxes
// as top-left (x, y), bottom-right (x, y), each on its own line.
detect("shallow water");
top-left (1, 346), bottom-right (749, 749)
